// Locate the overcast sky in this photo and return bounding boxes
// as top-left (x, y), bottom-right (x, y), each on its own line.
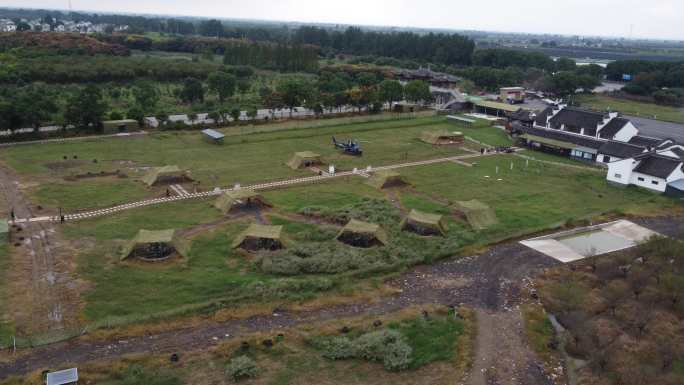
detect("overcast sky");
top-left (1, 0), bottom-right (683, 40)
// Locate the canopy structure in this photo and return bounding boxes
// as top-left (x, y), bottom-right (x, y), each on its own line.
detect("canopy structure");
top-left (421, 130), bottom-right (465, 145)
top-left (336, 219), bottom-right (387, 248)
top-left (287, 151), bottom-right (322, 169)
top-left (102, 119), bottom-right (139, 134)
top-left (401, 209), bottom-right (447, 236)
top-left (141, 165), bottom-right (192, 187)
top-left (214, 190), bottom-right (271, 214)
top-left (366, 170), bottom-right (409, 190)
top-left (455, 200), bottom-right (498, 230)
top-left (0, 218), bottom-right (8, 243)
top-left (120, 229), bottom-right (189, 261)
top-left (232, 224), bottom-right (284, 251)
top-left (202, 128), bottom-right (225, 144)
top-left (46, 368), bottom-right (78, 385)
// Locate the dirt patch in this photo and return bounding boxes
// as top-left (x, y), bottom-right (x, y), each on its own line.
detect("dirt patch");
top-left (44, 159), bottom-right (87, 172)
top-left (63, 170), bottom-right (127, 181)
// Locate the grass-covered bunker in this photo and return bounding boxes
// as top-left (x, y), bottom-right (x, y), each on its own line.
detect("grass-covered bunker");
top-left (420, 129), bottom-right (465, 145)
top-left (336, 219), bottom-right (387, 248)
top-left (366, 170), bottom-right (409, 190)
top-left (214, 189), bottom-right (272, 215)
top-left (141, 165), bottom-right (192, 187)
top-left (401, 209), bottom-right (447, 236)
top-left (287, 151), bottom-right (322, 170)
top-left (232, 224), bottom-right (284, 252)
top-left (120, 229), bottom-right (188, 262)
top-left (455, 200), bottom-right (498, 230)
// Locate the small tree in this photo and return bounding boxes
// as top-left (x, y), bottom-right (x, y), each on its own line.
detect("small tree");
top-left (246, 106), bottom-right (258, 121)
top-left (379, 80), bottom-right (404, 111)
top-left (179, 77), bottom-right (204, 104)
top-left (404, 80), bottom-right (432, 105)
top-left (207, 71), bottom-right (236, 102)
top-left (229, 108), bottom-right (242, 125)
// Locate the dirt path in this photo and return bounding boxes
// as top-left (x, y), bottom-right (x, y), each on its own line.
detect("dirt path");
top-left (0, 166), bottom-right (81, 337)
top-left (1, 216), bottom-right (681, 381)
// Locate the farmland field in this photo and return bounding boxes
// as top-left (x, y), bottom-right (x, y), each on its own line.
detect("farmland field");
top-left (576, 94), bottom-right (684, 124)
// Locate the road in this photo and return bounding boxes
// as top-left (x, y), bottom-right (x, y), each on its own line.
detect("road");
top-left (626, 116), bottom-right (684, 144)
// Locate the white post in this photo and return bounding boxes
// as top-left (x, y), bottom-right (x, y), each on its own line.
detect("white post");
top-left (510, 162), bottom-right (514, 171)
top-left (496, 166), bottom-right (499, 174)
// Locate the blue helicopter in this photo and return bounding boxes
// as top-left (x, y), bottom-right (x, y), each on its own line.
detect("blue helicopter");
top-left (332, 136), bottom-right (363, 156)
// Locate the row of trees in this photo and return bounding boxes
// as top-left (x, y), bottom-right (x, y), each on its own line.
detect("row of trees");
top-left (292, 26), bottom-right (475, 66)
top-left (606, 60), bottom-right (684, 104)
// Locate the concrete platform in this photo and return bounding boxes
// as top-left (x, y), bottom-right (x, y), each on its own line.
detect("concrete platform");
top-left (520, 220), bottom-right (660, 263)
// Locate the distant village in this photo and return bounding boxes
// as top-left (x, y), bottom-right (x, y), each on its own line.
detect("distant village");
top-left (0, 16), bottom-right (129, 33)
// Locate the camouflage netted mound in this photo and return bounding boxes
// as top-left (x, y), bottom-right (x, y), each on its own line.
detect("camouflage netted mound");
top-left (336, 219), bottom-right (387, 248)
top-left (141, 165), bottom-right (192, 187)
top-left (0, 219), bottom-right (8, 242)
top-left (287, 151), bottom-right (322, 169)
top-left (214, 190), bottom-right (271, 214)
top-left (421, 130), bottom-right (465, 145)
top-left (232, 224), bottom-right (284, 251)
top-left (401, 209), bottom-right (447, 236)
top-left (366, 170), bottom-right (409, 190)
top-left (120, 229), bottom-right (189, 261)
top-left (455, 200), bottom-right (498, 230)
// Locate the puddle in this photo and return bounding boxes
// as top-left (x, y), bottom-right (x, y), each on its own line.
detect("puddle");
top-left (555, 229), bottom-right (634, 257)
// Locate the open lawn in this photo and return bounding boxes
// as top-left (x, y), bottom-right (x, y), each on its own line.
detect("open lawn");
top-left (576, 94), bottom-right (684, 124)
top-left (2, 115), bottom-right (478, 211)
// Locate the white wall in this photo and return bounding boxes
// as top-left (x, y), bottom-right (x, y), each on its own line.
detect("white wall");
top-left (613, 121), bottom-right (639, 142)
top-left (629, 172), bottom-right (667, 192)
top-left (607, 159), bottom-right (634, 185)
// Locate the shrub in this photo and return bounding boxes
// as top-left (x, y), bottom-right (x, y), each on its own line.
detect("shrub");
top-left (225, 356), bottom-right (258, 382)
top-left (353, 329), bottom-right (413, 371)
top-left (321, 336), bottom-right (356, 360)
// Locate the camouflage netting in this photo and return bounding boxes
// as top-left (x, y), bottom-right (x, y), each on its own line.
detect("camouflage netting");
top-left (336, 219), bottom-right (387, 248)
top-left (400, 209), bottom-right (447, 236)
top-left (0, 218), bottom-right (8, 242)
top-left (420, 130), bottom-right (465, 145)
top-left (232, 224), bottom-right (284, 251)
top-left (214, 190), bottom-right (271, 214)
top-left (366, 170), bottom-right (409, 190)
top-left (141, 165), bottom-right (192, 187)
top-left (120, 229), bottom-right (190, 261)
top-left (455, 200), bottom-right (498, 230)
top-left (287, 151), bottom-right (322, 169)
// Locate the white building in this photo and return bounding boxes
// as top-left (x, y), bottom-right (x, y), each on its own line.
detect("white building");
top-left (607, 145), bottom-right (684, 193)
top-left (0, 19), bottom-right (16, 32)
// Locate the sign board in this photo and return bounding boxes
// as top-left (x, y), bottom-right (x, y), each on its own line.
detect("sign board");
top-left (622, 74), bottom-right (633, 81)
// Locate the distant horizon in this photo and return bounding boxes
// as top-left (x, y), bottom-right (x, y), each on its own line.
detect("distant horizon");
top-left (1, 1), bottom-right (683, 41)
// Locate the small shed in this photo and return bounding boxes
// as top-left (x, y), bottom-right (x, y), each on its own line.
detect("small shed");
top-left (665, 179), bottom-right (684, 199)
top-left (455, 200), bottom-right (498, 230)
top-left (421, 130), bottom-right (465, 145)
top-left (0, 219), bottom-right (8, 243)
top-left (120, 229), bottom-right (189, 261)
top-left (366, 170), bottom-right (409, 190)
top-left (202, 128), bottom-right (225, 144)
top-left (401, 209), bottom-right (447, 236)
top-left (214, 190), bottom-right (271, 214)
top-left (287, 151), bottom-right (322, 169)
top-left (336, 219), bottom-right (387, 248)
top-left (46, 368), bottom-right (78, 385)
top-left (232, 224), bottom-right (284, 251)
top-left (141, 166), bottom-right (192, 187)
top-left (102, 119), bottom-right (139, 134)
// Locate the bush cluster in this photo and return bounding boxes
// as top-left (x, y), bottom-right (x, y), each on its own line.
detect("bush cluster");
top-left (316, 329), bottom-right (412, 371)
top-left (225, 356), bottom-right (258, 382)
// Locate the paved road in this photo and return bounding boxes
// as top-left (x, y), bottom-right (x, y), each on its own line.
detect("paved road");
top-left (626, 115), bottom-right (684, 143)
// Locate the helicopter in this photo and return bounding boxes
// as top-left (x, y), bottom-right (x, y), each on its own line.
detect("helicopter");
top-left (332, 136), bottom-right (363, 156)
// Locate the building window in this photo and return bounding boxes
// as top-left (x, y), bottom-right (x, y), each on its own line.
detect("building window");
top-left (652, 180), bottom-right (659, 185)
top-left (638, 177), bottom-right (645, 182)
top-left (583, 153), bottom-right (593, 160)
top-left (614, 173), bottom-right (622, 179)
top-left (602, 155), bottom-right (610, 163)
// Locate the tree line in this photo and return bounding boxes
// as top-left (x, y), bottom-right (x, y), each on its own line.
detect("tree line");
top-left (607, 60), bottom-right (684, 105)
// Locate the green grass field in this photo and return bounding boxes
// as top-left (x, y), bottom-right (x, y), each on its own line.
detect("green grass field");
top-left (576, 94), bottom-right (684, 124)
top-left (0, 114), bottom-right (678, 337)
top-left (4, 115), bottom-right (486, 211)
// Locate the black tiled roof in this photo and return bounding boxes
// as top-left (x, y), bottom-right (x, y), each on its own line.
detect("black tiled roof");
top-left (523, 127), bottom-right (604, 149)
top-left (548, 107), bottom-right (605, 131)
top-left (534, 107), bottom-right (553, 126)
top-left (509, 110), bottom-right (535, 122)
top-left (634, 155), bottom-right (682, 179)
top-left (628, 135), bottom-right (664, 148)
top-left (599, 117), bottom-right (630, 139)
top-left (598, 141), bottom-right (645, 159)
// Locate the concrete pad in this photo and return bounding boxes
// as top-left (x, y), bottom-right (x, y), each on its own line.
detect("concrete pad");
top-left (520, 239), bottom-right (587, 263)
top-left (520, 220), bottom-right (662, 263)
top-left (602, 220), bottom-right (660, 243)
